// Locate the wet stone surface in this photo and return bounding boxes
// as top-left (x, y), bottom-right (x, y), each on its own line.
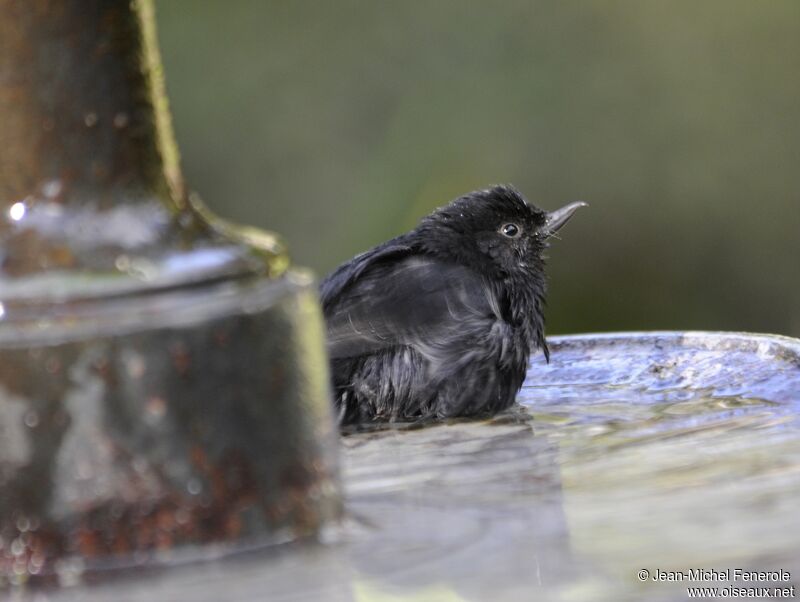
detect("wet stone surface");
top-left (15, 331), bottom-right (800, 601)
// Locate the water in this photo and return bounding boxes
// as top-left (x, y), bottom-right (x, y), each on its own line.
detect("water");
top-left (519, 333), bottom-right (800, 599)
top-left (16, 331), bottom-right (800, 601)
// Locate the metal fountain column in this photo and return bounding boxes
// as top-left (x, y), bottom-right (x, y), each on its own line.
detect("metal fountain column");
top-left (0, 0), bottom-right (341, 585)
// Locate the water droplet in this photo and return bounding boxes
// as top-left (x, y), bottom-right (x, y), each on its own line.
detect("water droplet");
top-left (23, 411), bottom-right (39, 428)
top-left (175, 507), bottom-right (190, 525)
top-left (125, 352), bottom-right (146, 378)
top-left (8, 201), bottom-right (26, 221)
top-left (177, 211), bottom-right (194, 228)
top-left (146, 396), bottom-right (167, 420)
top-left (41, 179), bottom-right (63, 199)
top-left (187, 478), bottom-right (202, 495)
top-left (115, 254), bottom-right (131, 271)
top-left (84, 112), bottom-right (98, 127)
top-left (55, 557), bottom-right (85, 587)
top-left (113, 112), bottom-right (129, 128)
top-left (0, 302), bottom-right (5, 320)
top-left (29, 554), bottom-right (44, 570)
top-left (132, 457), bottom-right (148, 475)
top-left (15, 517), bottom-right (30, 532)
top-left (128, 257), bottom-right (157, 280)
top-left (10, 537), bottom-right (26, 556)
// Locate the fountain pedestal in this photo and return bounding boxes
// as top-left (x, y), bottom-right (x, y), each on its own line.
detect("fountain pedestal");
top-left (0, 0), bottom-right (341, 585)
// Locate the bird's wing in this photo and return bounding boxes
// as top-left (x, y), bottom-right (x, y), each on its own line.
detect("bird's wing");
top-left (320, 240), bottom-right (413, 312)
top-left (323, 253), bottom-right (500, 361)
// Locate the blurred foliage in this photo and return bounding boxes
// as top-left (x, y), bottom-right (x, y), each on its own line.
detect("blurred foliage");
top-left (156, 1), bottom-right (800, 336)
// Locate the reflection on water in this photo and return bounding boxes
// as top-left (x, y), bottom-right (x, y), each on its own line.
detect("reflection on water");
top-left (28, 332), bottom-right (800, 601)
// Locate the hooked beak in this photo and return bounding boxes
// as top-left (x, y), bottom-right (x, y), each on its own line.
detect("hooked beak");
top-left (543, 201), bottom-right (588, 235)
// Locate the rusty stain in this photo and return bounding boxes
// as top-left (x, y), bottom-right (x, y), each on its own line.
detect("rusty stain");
top-left (1, 230), bottom-right (78, 276)
top-left (169, 342), bottom-right (191, 377)
top-left (44, 356), bottom-right (61, 375)
top-left (212, 329), bottom-right (230, 347)
top-left (144, 396), bottom-right (166, 419)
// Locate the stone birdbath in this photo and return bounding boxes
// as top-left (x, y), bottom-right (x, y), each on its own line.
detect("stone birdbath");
top-left (31, 331), bottom-right (800, 601)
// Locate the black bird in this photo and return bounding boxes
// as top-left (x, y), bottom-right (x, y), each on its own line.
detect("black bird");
top-left (320, 185), bottom-right (585, 425)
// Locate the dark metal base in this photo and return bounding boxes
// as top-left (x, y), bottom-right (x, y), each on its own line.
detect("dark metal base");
top-left (0, 271), bottom-right (341, 586)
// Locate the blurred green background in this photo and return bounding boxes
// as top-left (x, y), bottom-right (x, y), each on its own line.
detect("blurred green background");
top-left (155, 1), bottom-right (800, 337)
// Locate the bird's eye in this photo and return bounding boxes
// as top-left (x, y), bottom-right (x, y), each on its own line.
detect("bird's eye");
top-left (500, 223), bottom-right (521, 238)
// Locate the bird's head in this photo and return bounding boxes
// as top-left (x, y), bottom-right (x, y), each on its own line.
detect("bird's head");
top-left (417, 185), bottom-right (586, 282)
